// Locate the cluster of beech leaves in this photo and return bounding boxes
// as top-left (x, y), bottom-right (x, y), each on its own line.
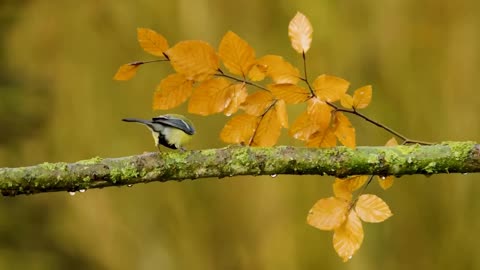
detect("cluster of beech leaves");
top-left (115, 12), bottom-right (395, 262)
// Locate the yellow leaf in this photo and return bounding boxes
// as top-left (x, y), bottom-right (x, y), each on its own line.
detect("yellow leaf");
top-left (219, 31), bottom-right (256, 76)
top-left (288, 12), bottom-right (313, 54)
top-left (385, 137), bottom-right (398, 146)
top-left (307, 97), bottom-right (332, 131)
top-left (333, 176), bottom-right (369, 201)
top-left (340, 94), bottom-right (353, 109)
top-left (307, 197), bottom-right (349, 231)
top-left (220, 114), bottom-right (259, 144)
top-left (247, 63), bottom-right (268, 81)
top-left (166, 40), bottom-right (219, 81)
top-left (137, 28), bottom-right (169, 57)
top-left (113, 63), bottom-right (141, 81)
top-left (241, 91), bottom-right (274, 116)
top-left (289, 111), bottom-right (320, 141)
top-left (188, 78), bottom-right (231, 115)
top-left (334, 112), bottom-right (356, 148)
top-left (352, 85), bottom-right (372, 109)
top-left (224, 83), bottom-right (248, 116)
top-left (251, 104), bottom-right (282, 146)
top-left (313, 74), bottom-right (350, 102)
top-left (153, 73), bottom-right (193, 110)
top-left (377, 176), bottom-right (394, 190)
top-left (355, 194), bottom-right (393, 223)
top-left (275, 99), bottom-right (288, 128)
top-left (307, 128), bottom-right (337, 148)
top-left (256, 55), bottom-right (300, 84)
top-left (269, 83), bottom-right (310, 104)
top-left (333, 210), bottom-right (364, 262)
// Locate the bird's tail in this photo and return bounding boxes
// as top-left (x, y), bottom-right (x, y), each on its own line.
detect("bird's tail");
top-left (122, 118), bottom-right (153, 126)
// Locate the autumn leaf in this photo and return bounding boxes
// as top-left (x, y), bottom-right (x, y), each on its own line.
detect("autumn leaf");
top-left (113, 62), bottom-right (142, 81)
top-left (269, 83), bottom-right (310, 104)
top-left (224, 83), bottom-right (248, 116)
top-left (333, 112), bottom-right (356, 148)
top-left (307, 97), bottom-right (333, 131)
top-left (153, 73), bottom-right (193, 110)
top-left (333, 210), bottom-right (364, 262)
top-left (355, 194), bottom-right (393, 223)
top-left (306, 128), bottom-right (337, 148)
top-left (352, 85), bottom-right (372, 109)
top-left (340, 94), bottom-right (353, 109)
top-left (307, 197), bottom-right (349, 231)
top-left (247, 63), bottom-right (268, 81)
top-left (220, 114), bottom-right (259, 144)
top-left (241, 91), bottom-right (274, 116)
top-left (313, 74), bottom-right (350, 102)
top-left (256, 55), bottom-right (300, 84)
top-left (251, 102), bottom-right (283, 146)
top-left (166, 40), bottom-right (219, 81)
top-left (288, 12), bottom-right (313, 54)
top-left (275, 99), bottom-right (288, 128)
top-left (333, 176), bottom-right (369, 201)
top-left (219, 31), bottom-right (256, 76)
top-left (385, 137), bottom-right (398, 146)
top-left (137, 28), bottom-right (169, 57)
top-left (289, 111), bottom-right (320, 141)
top-left (188, 78), bottom-right (231, 115)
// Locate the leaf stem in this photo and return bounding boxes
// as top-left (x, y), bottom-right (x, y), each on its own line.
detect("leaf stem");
top-left (301, 52), bottom-right (316, 97)
top-left (129, 59), bottom-right (169, 66)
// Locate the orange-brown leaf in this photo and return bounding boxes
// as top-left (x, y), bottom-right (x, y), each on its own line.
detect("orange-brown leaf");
top-left (241, 91), bottom-right (274, 116)
top-left (224, 83), bottom-right (248, 116)
top-left (166, 40), bottom-right (219, 81)
top-left (269, 83), bottom-right (310, 104)
top-left (377, 176), bottom-right (394, 190)
top-left (153, 73), bottom-right (193, 110)
top-left (247, 63), bottom-right (268, 81)
top-left (307, 97), bottom-right (333, 129)
top-left (313, 74), bottom-right (350, 102)
top-left (137, 28), bottom-right (169, 57)
top-left (352, 85), bottom-right (372, 109)
top-left (219, 31), bottom-right (256, 76)
top-left (188, 78), bottom-right (231, 115)
top-left (288, 12), bottom-right (313, 54)
top-left (333, 210), bottom-right (364, 262)
top-left (289, 111), bottom-right (320, 141)
top-left (385, 137), bottom-right (399, 146)
top-left (275, 99), bottom-right (288, 128)
top-left (340, 94), bottom-right (353, 109)
top-left (334, 112), bottom-right (356, 148)
top-left (307, 197), bottom-right (349, 231)
top-left (256, 55), bottom-right (300, 84)
top-left (220, 114), bottom-right (259, 144)
top-left (251, 105), bottom-right (282, 147)
top-left (355, 194), bottom-right (393, 223)
top-left (333, 176), bottom-right (369, 201)
top-left (306, 128), bottom-right (337, 148)
top-left (113, 63), bottom-right (141, 81)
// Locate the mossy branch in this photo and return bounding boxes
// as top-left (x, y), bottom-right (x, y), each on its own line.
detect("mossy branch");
top-left (0, 142), bottom-right (479, 196)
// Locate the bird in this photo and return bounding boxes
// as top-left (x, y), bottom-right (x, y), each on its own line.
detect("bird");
top-left (122, 114), bottom-right (195, 150)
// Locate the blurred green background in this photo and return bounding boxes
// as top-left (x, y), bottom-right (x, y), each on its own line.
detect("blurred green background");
top-left (1, 0), bottom-right (479, 269)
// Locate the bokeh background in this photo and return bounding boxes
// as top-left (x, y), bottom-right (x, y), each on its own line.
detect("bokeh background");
top-left (1, 0), bottom-right (479, 269)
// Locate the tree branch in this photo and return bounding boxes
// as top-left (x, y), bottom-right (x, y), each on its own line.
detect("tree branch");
top-left (0, 142), bottom-right (478, 196)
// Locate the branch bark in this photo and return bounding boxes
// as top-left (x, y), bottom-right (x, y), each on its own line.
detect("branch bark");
top-left (0, 142), bottom-right (478, 196)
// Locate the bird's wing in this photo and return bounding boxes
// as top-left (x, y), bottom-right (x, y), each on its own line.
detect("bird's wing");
top-left (152, 116), bottom-right (195, 135)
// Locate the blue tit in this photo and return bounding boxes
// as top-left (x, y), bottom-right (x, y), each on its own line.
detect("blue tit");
top-left (122, 114), bottom-right (195, 150)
